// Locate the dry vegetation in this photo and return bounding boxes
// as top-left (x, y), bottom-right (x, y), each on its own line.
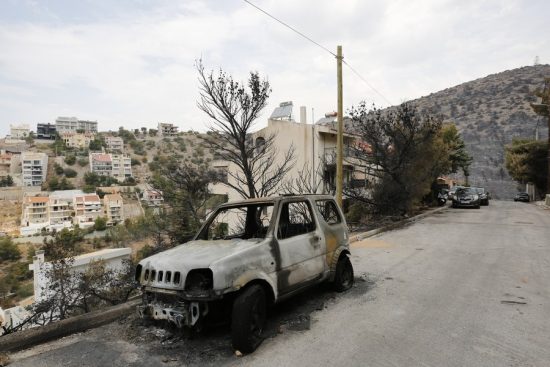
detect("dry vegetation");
top-left (412, 64), bottom-right (550, 198)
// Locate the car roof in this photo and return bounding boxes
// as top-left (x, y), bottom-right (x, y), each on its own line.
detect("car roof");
top-left (219, 194), bottom-right (336, 208)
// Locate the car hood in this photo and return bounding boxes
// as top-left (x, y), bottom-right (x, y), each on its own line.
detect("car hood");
top-left (139, 238), bottom-right (264, 275)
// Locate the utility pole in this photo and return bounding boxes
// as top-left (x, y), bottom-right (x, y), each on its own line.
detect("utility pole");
top-left (336, 45), bottom-right (344, 207)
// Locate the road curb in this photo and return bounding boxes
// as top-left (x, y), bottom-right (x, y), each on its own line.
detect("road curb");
top-left (349, 205), bottom-right (448, 243)
top-left (0, 298), bottom-right (140, 353)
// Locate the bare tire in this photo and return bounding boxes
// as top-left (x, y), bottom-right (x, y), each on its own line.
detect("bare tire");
top-left (231, 284), bottom-right (266, 353)
top-left (333, 255), bottom-right (354, 292)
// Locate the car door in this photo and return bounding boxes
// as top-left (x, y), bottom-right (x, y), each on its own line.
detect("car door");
top-left (314, 198), bottom-right (348, 265)
top-left (275, 199), bottom-right (326, 293)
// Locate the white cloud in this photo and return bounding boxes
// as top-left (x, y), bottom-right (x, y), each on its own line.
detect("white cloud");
top-left (0, 0), bottom-right (549, 135)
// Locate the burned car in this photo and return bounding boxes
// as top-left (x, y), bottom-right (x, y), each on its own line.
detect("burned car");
top-left (135, 195), bottom-right (353, 352)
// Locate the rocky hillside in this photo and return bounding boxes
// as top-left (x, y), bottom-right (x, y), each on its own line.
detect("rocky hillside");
top-left (411, 64), bottom-right (550, 199)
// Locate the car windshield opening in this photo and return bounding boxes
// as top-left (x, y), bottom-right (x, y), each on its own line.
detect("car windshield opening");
top-left (198, 203), bottom-right (274, 240)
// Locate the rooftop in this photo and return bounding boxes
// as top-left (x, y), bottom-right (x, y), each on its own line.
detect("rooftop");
top-left (104, 194), bottom-right (123, 201)
top-left (25, 196), bottom-right (49, 204)
top-left (90, 153), bottom-right (112, 162)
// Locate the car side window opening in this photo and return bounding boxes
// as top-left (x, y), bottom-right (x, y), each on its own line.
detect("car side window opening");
top-left (199, 204), bottom-right (274, 240)
top-left (315, 200), bottom-right (342, 225)
top-left (278, 201), bottom-right (316, 239)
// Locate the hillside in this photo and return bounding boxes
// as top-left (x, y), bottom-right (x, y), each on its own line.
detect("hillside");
top-left (411, 64), bottom-right (550, 199)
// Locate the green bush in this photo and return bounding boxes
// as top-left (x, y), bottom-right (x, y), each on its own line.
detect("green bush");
top-left (0, 237), bottom-right (21, 263)
top-left (94, 217), bottom-right (107, 231)
top-left (78, 158), bottom-right (88, 167)
top-left (16, 282), bottom-right (34, 299)
top-left (131, 158), bottom-right (141, 166)
top-left (54, 163), bottom-right (64, 175)
top-left (64, 168), bottom-right (77, 178)
top-left (64, 155), bottom-right (76, 165)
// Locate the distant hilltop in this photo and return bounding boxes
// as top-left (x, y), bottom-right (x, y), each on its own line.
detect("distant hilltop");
top-left (409, 64), bottom-right (550, 199)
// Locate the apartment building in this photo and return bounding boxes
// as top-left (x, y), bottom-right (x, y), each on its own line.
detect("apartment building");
top-left (105, 136), bottom-right (124, 151)
top-left (210, 103), bottom-right (367, 202)
top-left (73, 194), bottom-right (102, 227)
top-left (21, 152), bottom-right (48, 186)
top-left (89, 153), bottom-right (112, 176)
top-left (158, 122), bottom-right (179, 137)
top-left (61, 132), bottom-right (94, 149)
top-left (36, 123), bottom-right (57, 140)
top-left (55, 117), bottom-right (98, 134)
top-left (104, 194), bottom-right (124, 225)
top-left (48, 190), bottom-right (81, 228)
top-left (89, 152), bottom-right (132, 180)
top-left (111, 154), bottom-right (132, 180)
top-left (21, 195), bottom-right (49, 231)
top-left (20, 190), bottom-right (104, 235)
top-left (9, 124), bottom-right (30, 139)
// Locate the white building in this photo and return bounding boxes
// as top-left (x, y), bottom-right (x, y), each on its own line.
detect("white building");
top-left (61, 132), bottom-right (94, 149)
top-left (158, 122), bottom-right (179, 137)
top-left (55, 117), bottom-right (98, 134)
top-left (104, 194), bottom-right (124, 225)
top-left (210, 103), bottom-right (366, 202)
top-left (10, 124), bottom-right (30, 139)
top-left (30, 248), bottom-right (132, 303)
top-left (21, 194), bottom-right (50, 235)
top-left (21, 152), bottom-right (48, 187)
top-left (20, 190), bottom-right (104, 235)
top-left (48, 190), bottom-right (86, 230)
top-left (105, 136), bottom-right (124, 151)
top-left (74, 194), bottom-right (102, 227)
top-left (89, 152), bottom-right (132, 180)
top-left (111, 154), bottom-right (132, 180)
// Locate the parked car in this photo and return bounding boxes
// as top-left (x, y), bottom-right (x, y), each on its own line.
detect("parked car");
top-left (448, 186), bottom-right (464, 201)
top-left (452, 187), bottom-right (481, 208)
top-left (136, 195), bottom-right (353, 353)
top-left (514, 192), bottom-right (530, 202)
top-left (473, 187), bottom-right (490, 206)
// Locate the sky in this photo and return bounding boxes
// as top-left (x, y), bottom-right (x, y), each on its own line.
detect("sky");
top-left (1, 0), bottom-right (549, 136)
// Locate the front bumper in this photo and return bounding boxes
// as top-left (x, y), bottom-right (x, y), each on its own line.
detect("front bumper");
top-left (137, 300), bottom-right (207, 328)
top-left (454, 200), bottom-right (480, 207)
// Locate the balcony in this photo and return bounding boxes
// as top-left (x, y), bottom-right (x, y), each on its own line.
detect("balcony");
top-left (323, 147), bottom-right (355, 165)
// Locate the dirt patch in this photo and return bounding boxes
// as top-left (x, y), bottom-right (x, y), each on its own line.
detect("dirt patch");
top-left (0, 199), bottom-right (22, 235)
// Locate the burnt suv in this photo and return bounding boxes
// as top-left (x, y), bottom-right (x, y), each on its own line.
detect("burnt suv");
top-left (135, 195), bottom-right (353, 352)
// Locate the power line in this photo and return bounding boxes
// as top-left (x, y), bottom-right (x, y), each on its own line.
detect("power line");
top-left (243, 0), bottom-right (393, 106)
top-left (343, 60), bottom-right (393, 106)
top-left (243, 0), bottom-right (335, 57)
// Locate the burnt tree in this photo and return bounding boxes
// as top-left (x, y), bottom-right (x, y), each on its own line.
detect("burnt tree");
top-left (197, 60), bottom-right (295, 198)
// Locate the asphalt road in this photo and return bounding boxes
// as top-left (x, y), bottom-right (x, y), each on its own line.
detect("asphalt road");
top-left (8, 201), bottom-right (550, 367)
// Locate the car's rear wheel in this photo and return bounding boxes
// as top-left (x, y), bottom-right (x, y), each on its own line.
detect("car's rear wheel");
top-left (333, 255), bottom-right (354, 292)
top-left (231, 284), bottom-right (266, 353)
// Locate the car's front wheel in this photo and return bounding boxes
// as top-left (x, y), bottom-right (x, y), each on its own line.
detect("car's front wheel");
top-left (333, 255), bottom-right (354, 292)
top-left (231, 284), bottom-right (266, 353)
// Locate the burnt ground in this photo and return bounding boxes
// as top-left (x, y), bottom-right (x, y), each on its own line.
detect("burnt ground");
top-left (9, 273), bottom-right (376, 367)
top-left (119, 273), bottom-right (375, 366)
